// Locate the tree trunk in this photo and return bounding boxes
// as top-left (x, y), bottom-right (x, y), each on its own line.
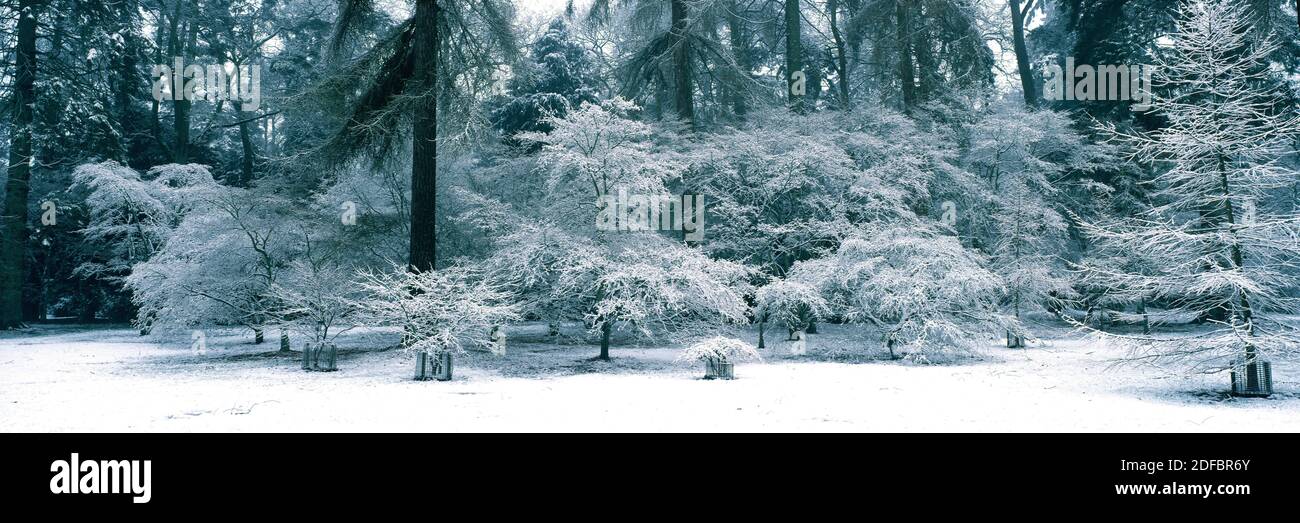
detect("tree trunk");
top-left (0, 0), bottom-right (38, 329)
top-left (173, 12), bottom-right (196, 163)
top-left (280, 330), bottom-right (290, 352)
top-left (895, 0), bottom-right (916, 112)
top-left (112, 0), bottom-right (140, 162)
top-left (670, 0), bottom-right (695, 128)
top-left (409, 0), bottom-right (439, 273)
top-left (227, 61), bottom-right (257, 187)
top-left (150, 6), bottom-right (168, 157)
top-left (757, 320), bottom-right (766, 349)
top-left (1009, 0), bottom-right (1038, 107)
top-left (785, 0), bottom-right (804, 113)
top-left (599, 321), bottom-right (611, 360)
top-left (254, 327), bottom-right (264, 344)
top-left (725, 0), bottom-right (750, 117)
top-left (910, 4), bottom-right (936, 101)
top-left (829, 0), bottom-right (851, 108)
top-left (1138, 297), bottom-right (1150, 335)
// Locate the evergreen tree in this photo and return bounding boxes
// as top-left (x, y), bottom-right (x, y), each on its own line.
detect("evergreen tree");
top-left (1079, 0), bottom-right (1300, 372)
top-left (491, 19), bottom-right (599, 142)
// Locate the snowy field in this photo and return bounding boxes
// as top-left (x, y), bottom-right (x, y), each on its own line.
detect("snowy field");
top-left (1, 322), bottom-right (1297, 432)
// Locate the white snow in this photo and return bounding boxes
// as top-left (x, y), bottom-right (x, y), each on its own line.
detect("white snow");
top-left (1, 323), bottom-right (1296, 432)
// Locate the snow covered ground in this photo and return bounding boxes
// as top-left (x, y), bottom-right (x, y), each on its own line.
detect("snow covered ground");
top-left (1, 322), bottom-right (1296, 432)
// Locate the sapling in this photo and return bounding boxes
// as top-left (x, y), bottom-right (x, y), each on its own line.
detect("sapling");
top-left (676, 336), bottom-right (762, 379)
top-left (356, 265), bottom-right (519, 358)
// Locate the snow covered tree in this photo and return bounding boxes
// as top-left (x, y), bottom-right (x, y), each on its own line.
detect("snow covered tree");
top-left (270, 232), bottom-right (364, 348)
top-left (474, 99), bottom-right (753, 360)
top-left (75, 163), bottom-right (201, 282)
top-left (322, 0), bottom-right (518, 272)
top-left (479, 222), bottom-right (601, 333)
top-left (966, 103), bottom-right (1101, 346)
top-left (520, 98), bottom-right (681, 209)
top-left (796, 225), bottom-right (1008, 361)
top-left (676, 336), bottom-right (762, 363)
top-left (1080, 0), bottom-right (1300, 373)
top-left (522, 232), bottom-right (752, 360)
top-left (75, 163), bottom-right (223, 324)
top-left (490, 18), bottom-right (599, 142)
top-left (693, 106), bottom-right (964, 278)
top-left (126, 185), bottom-right (297, 345)
top-left (754, 279), bottom-right (830, 348)
top-left (356, 265), bottom-right (518, 356)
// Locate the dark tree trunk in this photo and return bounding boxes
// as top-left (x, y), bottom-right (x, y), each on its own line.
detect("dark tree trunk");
top-left (150, 7), bottom-right (168, 158)
top-left (829, 0), bottom-right (851, 108)
top-left (79, 287), bottom-right (98, 323)
top-left (757, 320), bottom-right (766, 349)
top-left (599, 321), bottom-right (611, 360)
top-left (409, 0), bottom-right (439, 273)
top-left (1009, 0), bottom-right (1038, 107)
top-left (238, 116), bottom-right (256, 186)
top-left (784, 0), bottom-right (804, 113)
top-left (280, 330), bottom-right (290, 352)
top-left (254, 327), bottom-right (264, 344)
top-left (171, 3), bottom-right (195, 163)
top-left (895, 0), bottom-right (916, 112)
top-left (725, 0), bottom-right (750, 117)
top-left (1138, 297), bottom-right (1150, 335)
top-left (670, 0), bottom-right (695, 128)
top-left (112, 0), bottom-right (140, 162)
top-left (0, 0), bottom-right (39, 329)
top-left (911, 5), bottom-right (936, 101)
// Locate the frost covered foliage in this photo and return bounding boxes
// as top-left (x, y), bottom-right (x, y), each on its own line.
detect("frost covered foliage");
top-left (312, 161), bottom-right (411, 266)
top-left (1079, 0), bottom-right (1300, 372)
top-left (126, 187), bottom-right (298, 335)
top-left (270, 236), bottom-right (365, 346)
top-left (520, 98), bottom-right (684, 215)
top-left (835, 105), bottom-right (980, 218)
top-left (549, 234), bottom-right (754, 350)
top-left (478, 228), bottom-right (754, 359)
top-left (754, 279), bottom-right (830, 333)
top-left (480, 222), bottom-right (602, 324)
top-left (965, 103), bottom-right (1105, 327)
top-left (470, 100), bottom-right (753, 359)
top-left (676, 337), bottom-right (762, 364)
top-left (74, 162), bottom-right (221, 283)
top-left (356, 266), bottom-right (519, 356)
top-left (796, 226), bottom-right (1007, 361)
top-left (693, 107), bottom-right (971, 276)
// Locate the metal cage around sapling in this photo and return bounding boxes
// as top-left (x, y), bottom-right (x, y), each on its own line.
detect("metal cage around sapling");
top-left (301, 343), bottom-right (338, 372)
top-left (414, 352), bottom-right (453, 381)
top-left (703, 357), bottom-right (735, 380)
top-left (1230, 357), bottom-right (1273, 398)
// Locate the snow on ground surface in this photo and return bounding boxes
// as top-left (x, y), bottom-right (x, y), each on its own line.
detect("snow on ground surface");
top-left (1, 322), bottom-right (1297, 432)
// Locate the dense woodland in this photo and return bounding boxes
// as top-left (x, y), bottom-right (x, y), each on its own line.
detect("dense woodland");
top-left (0, 0), bottom-right (1298, 375)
